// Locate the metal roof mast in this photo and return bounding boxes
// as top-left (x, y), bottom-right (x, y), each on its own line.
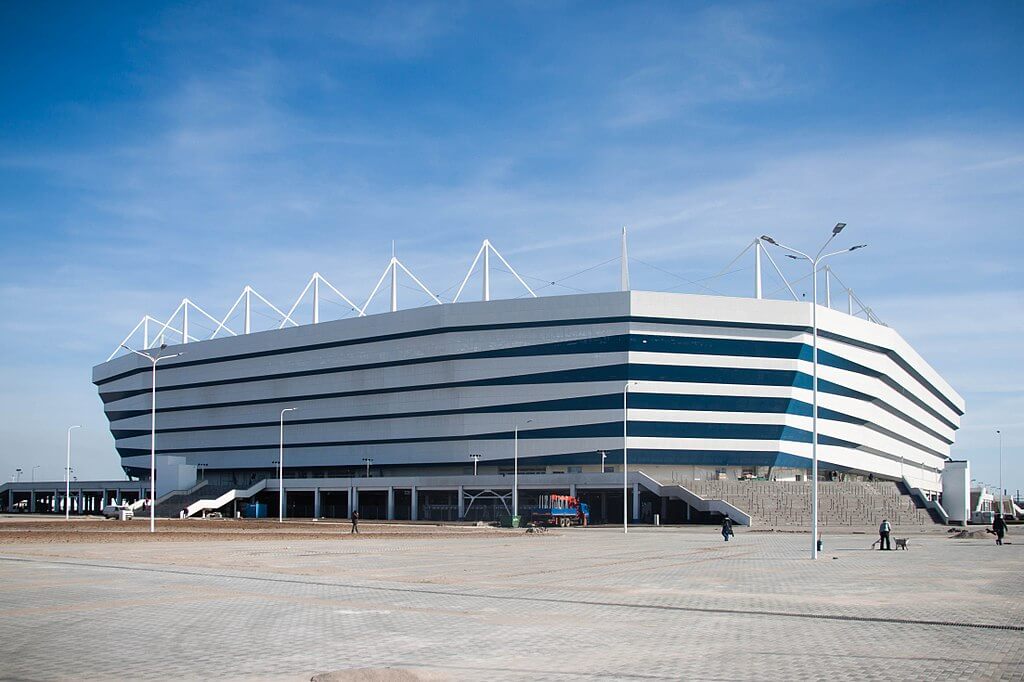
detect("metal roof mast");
top-left (361, 242), bottom-right (442, 314)
top-left (453, 239), bottom-right (536, 302)
top-left (107, 231), bottom-right (882, 361)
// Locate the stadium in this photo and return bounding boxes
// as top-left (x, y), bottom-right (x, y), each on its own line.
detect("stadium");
top-left (68, 235), bottom-right (972, 526)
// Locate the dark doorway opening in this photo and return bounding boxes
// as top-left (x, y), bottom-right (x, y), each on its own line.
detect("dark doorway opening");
top-left (358, 490), bottom-right (388, 520)
top-left (321, 490), bottom-right (348, 518)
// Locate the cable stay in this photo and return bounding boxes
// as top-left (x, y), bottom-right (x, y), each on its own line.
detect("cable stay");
top-left (280, 273), bottom-right (362, 328)
top-left (361, 253), bottom-right (441, 315)
top-left (211, 286), bottom-right (297, 339)
top-left (453, 239), bottom-right (536, 302)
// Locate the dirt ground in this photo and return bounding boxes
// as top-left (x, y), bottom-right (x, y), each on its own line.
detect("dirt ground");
top-left (0, 516), bottom-right (513, 544)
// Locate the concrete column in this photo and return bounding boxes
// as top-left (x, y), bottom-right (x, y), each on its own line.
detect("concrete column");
top-left (313, 488), bottom-right (321, 519)
top-left (569, 484), bottom-right (577, 497)
top-left (457, 486), bottom-right (465, 520)
top-left (410, 487), bottom-right (418, 521)
top-left (387, 487), bottom-right (395, 520)
top-left (280, 489), bottom-right (287, 519)
top-left (77, 490), bottom-right (84, 515)
top-left (30, 491), bottom-right (36, 513)
top-left (632, 483), bottom-right (640, 521)
top-left (114, 489), bottom-right (120, 505)
top-left (349, 487), bottom-right (358, 517)
top-left (661, 497), bottom-right (668, 522)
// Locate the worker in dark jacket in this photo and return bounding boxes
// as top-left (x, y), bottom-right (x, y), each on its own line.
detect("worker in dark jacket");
top-left (721, 517), bottom-right (734, 542)
top-left (993, 514), bottom-right (1008, 546)
top-left (351, 510), bottom-right (360, 534)
top-left (878, 519), bottom-right (892, 550)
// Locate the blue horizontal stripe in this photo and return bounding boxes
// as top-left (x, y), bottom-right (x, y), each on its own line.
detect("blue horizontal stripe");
top-left (97, 325), bottom-right (960, 419)
top-left (108, 387), bottom-right (950, 458)
top-left (99, 333), bottom-right (958, 434)
top-left (105, 360), bottom-right (954, 448)
top-left (117, 420), bottom-right (823, 456)
top-left (520, 449), bottom-right (815, 470)
top-left (111, 393), bottom-right (815, 438)
top-left (97, 333), bottom-right (809, 403)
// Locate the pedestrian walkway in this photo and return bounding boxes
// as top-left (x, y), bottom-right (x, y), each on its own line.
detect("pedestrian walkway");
top-left (0, 527), bottom-right (1019, 680)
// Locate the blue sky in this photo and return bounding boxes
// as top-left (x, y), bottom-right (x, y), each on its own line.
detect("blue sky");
top-left (1, 1), bottom-right (1021, 492)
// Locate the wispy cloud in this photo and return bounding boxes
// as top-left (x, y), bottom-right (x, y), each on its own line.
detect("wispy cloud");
top-left (0, 1), bottom-right (1021, 485)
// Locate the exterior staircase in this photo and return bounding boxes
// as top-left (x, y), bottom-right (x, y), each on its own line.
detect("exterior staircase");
top-left (184, 480), bottom-right (268, 518)
top-left (157, 483), bottom-right (237, 517)
top-left (678, 480), bottom-right (942, 527)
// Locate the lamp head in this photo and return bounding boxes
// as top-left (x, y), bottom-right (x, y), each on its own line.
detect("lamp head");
top-left (785, 254), bottom-right (800, 259)
top-left (160, 343), bottom-right (167, 350)
top-left (760, 235), bottom-right (777, 245)
top-left (832, 222), bottom-right (847, 235)
top-left (849, 244), bottom-right (867, 251)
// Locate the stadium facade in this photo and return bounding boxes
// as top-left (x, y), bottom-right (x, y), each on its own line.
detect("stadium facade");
top-left (92, 286), bottom-right (964, 498)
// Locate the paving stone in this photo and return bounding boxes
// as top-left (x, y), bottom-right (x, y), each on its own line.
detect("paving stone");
top-left (0, 528), bottom-right (1020, 680)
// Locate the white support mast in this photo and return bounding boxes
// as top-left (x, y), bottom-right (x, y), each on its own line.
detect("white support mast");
top-left (483, 241), bottom-right (491, 301)
top-left (621, 227), bottom-right (630, 291)
top-left (390, 261), bottom-right (398, 312)
top-left (182, 301), bottom-right (189, 344)
top-left (453, 240), bottom-right (536, 303)
top-left (754, 238), bottom-right (763, 299)
top-left (313, 274), bottom-right (320, 324)
top-left (824, 266), bottom-right (832, 309)
top-left (244, 287), bottom-right (252, 334)
top-left (390, 241), bottom-right (398, 312)
top-left (284, 273), bottom-right (362, 328)
top-left (362, 254), bottom-right (441, 315)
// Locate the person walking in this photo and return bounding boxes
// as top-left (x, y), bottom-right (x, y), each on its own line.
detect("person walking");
top-left (351, 510), bottom-right (360, 534)
top-left (993, 513), bottom-right (1008, 546)
top-left (878, 518), bottom-right (892, 550)
top-left (721, 516), bottom-right (734, 542)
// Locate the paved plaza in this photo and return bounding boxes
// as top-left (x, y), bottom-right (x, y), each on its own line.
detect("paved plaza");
top-left (0, 521), bottom-right (1021, 681)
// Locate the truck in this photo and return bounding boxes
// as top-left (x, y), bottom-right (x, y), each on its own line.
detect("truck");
top-left (530, 494), bottom-right (590, 527)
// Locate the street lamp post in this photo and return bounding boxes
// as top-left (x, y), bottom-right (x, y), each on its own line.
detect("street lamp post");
top-left (278, 407), bottom-right (297, 523)
top-left (15, 468), bottom-right (22, 482)
top-left (761, 225), bottom-right (866, 560)
top-left (470, 454), bottom-right (481, 476)
top-left (512, 420), bottom-right (533, 519)
top-left (363, 458), bottom-right (373, 478)
top-left (997, 429), bottom-right (1003, 516)
top-left (623, 381), bottom-right (638, 534)
top-left (64, 425), bottom-right (81, 520)
top-left (121, 343), bottom-right (183, 533)
top-left (598, 450), bottom-right (607, 473)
